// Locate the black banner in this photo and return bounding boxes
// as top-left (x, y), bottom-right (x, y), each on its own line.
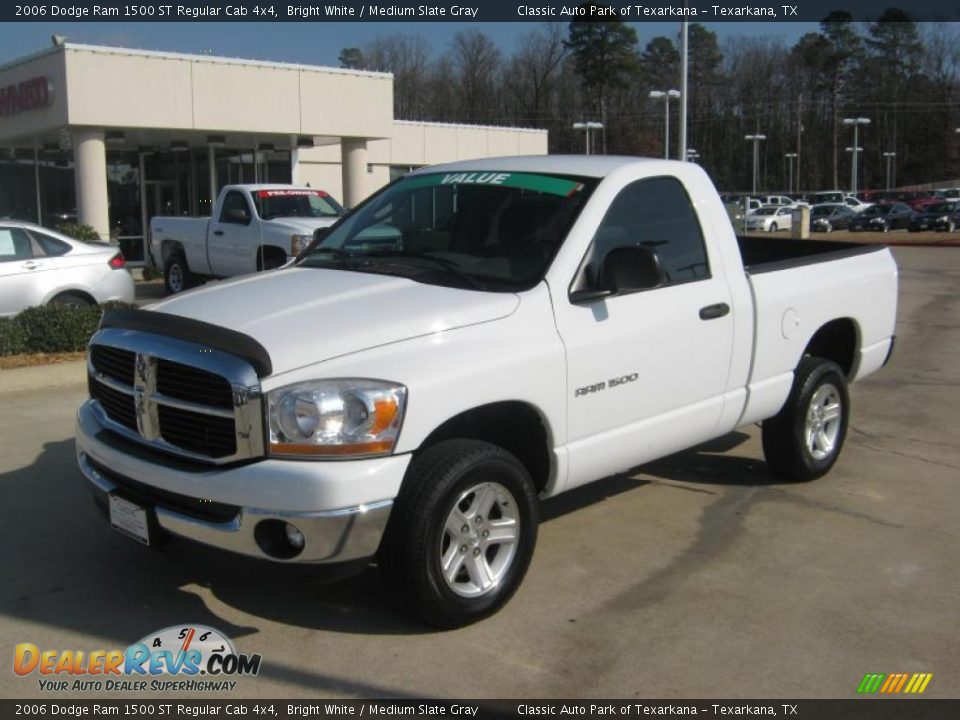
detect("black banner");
top-left (3, 1), bottom-right (960, 24)
top-left (1, 701), bottom-right (959, 720)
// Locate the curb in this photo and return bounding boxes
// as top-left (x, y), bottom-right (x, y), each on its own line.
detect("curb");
top-left (0, 360), bottom-right (87, 395)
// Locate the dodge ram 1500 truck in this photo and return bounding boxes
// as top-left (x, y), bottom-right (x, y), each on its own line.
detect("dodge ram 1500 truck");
top-left (77, 156), bottom-right (898, 627)
top-left (149, 184), bottom-right (345, 294)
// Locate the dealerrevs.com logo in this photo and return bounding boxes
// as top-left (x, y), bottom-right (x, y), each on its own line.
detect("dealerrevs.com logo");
top-left (14, 625), bottom-right (262, 692)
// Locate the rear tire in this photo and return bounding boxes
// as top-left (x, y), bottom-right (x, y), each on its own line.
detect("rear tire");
top-left (49, 293), bottom-right (92, 309)
top-left (768, 223), bottom-right (778, 233)
top-left (378, 439), bottom-right (538, 628)
top-left (164, 254), bottom-right (195, 295)
top-left (762, 357), bottom-right (850, 482)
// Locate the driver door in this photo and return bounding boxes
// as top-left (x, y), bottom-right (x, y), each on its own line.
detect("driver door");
top-left (552, 176), bottom-right (736, 489)
top-left (208, 190), bottom-right (261, 277)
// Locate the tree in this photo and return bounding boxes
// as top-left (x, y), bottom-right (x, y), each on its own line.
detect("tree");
top-left (363, 35), bottom-right (432, 119)
top-left (819, 11), bottom-right (862, 189)
top-left (640, 37), bottom-right (680, 90)
top-left (338, 47), bottom-right (366, 70)
top-left (503, 23), bottom-right (567, 127)
top-left (565, 5), bottom-right (639, 152)
top-left (448, 30), bottom-right (502, 124)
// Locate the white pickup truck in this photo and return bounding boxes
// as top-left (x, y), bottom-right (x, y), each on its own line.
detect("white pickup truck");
top-left (149, 184), bottom-right (345, 294)
top-left (76, 156), bottom-right (898, 627)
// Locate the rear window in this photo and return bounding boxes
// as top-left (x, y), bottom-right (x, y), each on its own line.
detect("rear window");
top-left (29, 230), bottom-right (72, 257)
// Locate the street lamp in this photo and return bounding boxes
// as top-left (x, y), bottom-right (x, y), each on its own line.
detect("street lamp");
top-left (883, 151), bottom-right (896, 190)
top-left (843, 117), bottom-right (871, 195)
top-left (573, 121), bottom-right (603, 156)
top-left (785, 152), bottom-right (798, 194)
top-left (649, 89), bottom-right (681, 159)
top-left (745, 134), bottom-right (766, 194)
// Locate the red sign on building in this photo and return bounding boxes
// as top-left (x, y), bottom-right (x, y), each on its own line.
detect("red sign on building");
top-left (0, 77), bottom-right (52, 117)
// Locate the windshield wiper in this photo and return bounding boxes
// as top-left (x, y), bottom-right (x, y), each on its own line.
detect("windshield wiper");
top-left (359, 250), bottom-right (486, 290)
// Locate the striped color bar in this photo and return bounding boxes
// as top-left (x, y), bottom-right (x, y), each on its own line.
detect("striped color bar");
top-left (857, 672), bottom-right (933, 694)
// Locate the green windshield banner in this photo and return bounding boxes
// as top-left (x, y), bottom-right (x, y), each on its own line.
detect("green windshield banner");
top-left (401, 172), bottom-right (583, 197)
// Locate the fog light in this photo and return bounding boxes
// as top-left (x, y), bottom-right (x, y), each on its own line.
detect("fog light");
top-left (284, 523), bottom-right (305, 550)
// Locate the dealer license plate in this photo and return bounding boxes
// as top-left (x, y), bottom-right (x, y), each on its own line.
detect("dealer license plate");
top-left (109, 494), bottom-right (151, 545)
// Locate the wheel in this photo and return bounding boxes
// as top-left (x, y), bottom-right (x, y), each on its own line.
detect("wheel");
top-left (50, 293), bottom-right (92, 309)
top-left (768, 223), bottom-right (778, 233)
top-left (378, 439), bottom-right (538, 628)
top-left (164, 254), bottom-right (194, 295)
top-left (258, 249), bottom-right (287, 271)
top-left (762, 356), bottom-right (850, 482)
top-left (949, 221), bottom-right (956, 233)
top-left (824, 221), bottom-right (833, 233)
top-left (882, 223), bottom-right (890, 233)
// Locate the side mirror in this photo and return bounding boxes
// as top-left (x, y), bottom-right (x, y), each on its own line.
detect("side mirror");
top-left (313, 226), bottom-right (331, 244)
top-left (570, 245), bottom-right (664, 304)
top-left (225, 208), bottom-right (250, 224)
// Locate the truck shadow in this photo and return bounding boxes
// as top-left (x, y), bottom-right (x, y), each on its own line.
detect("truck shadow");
top-left (1, 431), bottom-right (783, 649)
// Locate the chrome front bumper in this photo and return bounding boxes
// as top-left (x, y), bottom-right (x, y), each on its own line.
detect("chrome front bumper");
top-left (76, 401), bottom-right (407, 564)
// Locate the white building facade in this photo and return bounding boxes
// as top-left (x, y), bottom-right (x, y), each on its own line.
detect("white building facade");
top-left (0, 43), bottom-right (547, 264)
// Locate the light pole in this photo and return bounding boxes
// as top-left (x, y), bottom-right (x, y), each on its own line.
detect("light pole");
top-left (785, 152), bottom-right (798, 194)
top-left (650, 89), bottom-right (681, 159)
top-left (843, 117), bottom-right (871, 195)
top-left (883, 151), bottom-right (896, 190)
top-left (679, 20), bottom-right (689, 162)
top-left (573, 121), bottom-right (603, 155)
top-left (745, 134), bottom-right (766, 194)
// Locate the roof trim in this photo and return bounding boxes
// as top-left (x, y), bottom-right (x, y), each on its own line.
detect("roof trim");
top-left (0, 46), bottom-right (62, 74)
top-left (1, 42), bottom-right (393, 80)
top-left (394, 119), bottom-right (547, 135)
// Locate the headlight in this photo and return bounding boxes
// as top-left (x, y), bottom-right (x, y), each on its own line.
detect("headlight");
top-left (937, 215), bottom-right (949, 223)
top-left (267, 379), bottom-right (407, 458)
top-left (291, 234), bottom-right (313, 255)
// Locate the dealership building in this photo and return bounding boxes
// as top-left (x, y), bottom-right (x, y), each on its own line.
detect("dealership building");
top-left (0, 42), bottom-right (547, 264)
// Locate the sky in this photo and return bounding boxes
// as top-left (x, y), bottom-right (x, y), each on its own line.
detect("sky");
top-left (0, 22), bottom-right (818, 67)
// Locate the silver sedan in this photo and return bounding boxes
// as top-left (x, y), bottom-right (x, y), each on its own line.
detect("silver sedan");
top-left (0, 221), bottom-right (134, 317)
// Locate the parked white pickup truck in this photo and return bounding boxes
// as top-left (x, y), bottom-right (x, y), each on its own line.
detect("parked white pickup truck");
top-left (77, 156), bottom-right (898, 627)
top-left (149, 184), bottom-right (345, 294)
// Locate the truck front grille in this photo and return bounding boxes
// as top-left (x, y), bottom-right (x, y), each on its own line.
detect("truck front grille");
top-left (87, 331), bottom-right (262, 463)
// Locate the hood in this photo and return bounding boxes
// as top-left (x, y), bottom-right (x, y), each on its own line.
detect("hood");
top-left (264, 216), bottom-right (340, 235)
top-left (148, 268), bottom-right (520, 376)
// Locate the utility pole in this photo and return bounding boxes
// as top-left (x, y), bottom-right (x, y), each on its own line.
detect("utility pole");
top-left (785, 153), bottom-right (798, 194)
top-left (745, 134), bottom-right (766, 194)
top-left (883, 152), bottom-right (896, 190)
top-left (843, 117), bottom-right (871, 195)
top-left (679, 18), bottom-right (689, 162)
top-left (649, 90), bottom-right (681, 159)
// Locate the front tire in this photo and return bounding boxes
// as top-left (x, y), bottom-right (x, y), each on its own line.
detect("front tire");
top-left (768, 223), bottom-right (778, 233)
top-left (762, 357), bottom-right (850, 482)
top-left (379, 439), bottom-right (538, 628)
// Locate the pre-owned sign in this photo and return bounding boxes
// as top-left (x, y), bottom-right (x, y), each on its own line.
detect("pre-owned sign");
top-left (0, 77), bottom-right (52, 117)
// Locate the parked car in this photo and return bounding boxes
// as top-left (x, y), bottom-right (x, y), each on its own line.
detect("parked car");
top-left (745, 205), bottom-right (794, 232)
top-left (849, 203), bottom-right (913, 232)
top-left (149, 184), bottom-right (346, 294)
top-left (909, 201), bottom-right (959, 232)
top-left (756, 195), bottom-right (795, 207)
top-left (76, 155), bottom-right (897, 627)
top-left (810, 204), bottom-right (857, 233)
top-left (808, 191), bottom-right (845, 205)
top-left (0, 221), bottom-right (133, 317)
top-left (908, 194), bottom-right (945, 213)
top-left (842, 196), bottom-right (873, 213)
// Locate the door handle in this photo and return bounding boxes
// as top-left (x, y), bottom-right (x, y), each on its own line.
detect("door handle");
top-left (22, 261), bottom-right (41, 270)
top-left (213, 230), bottom-right (224, 236)
top-left (699, 302), bottom-right (730, 320)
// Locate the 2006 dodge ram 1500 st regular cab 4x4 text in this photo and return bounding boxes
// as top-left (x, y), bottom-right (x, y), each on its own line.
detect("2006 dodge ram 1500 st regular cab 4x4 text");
top-left (149, 184), bottom-right (346, 294)
top-left (77, 156), bottom-right (898, 627)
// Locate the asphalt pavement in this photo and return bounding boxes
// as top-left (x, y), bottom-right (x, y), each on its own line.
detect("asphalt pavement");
top-left (0, 247), bottom-right (957, 700)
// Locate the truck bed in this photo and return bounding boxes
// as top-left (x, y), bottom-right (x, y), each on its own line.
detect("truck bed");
top-left (737, 235), bottom-right (886, 274)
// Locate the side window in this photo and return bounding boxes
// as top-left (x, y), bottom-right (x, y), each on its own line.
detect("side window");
top-left (29, 231), bottom-right (72, 257)
top-left (219, 192), bottom-right (252, 225)
top-left (575, 176), bottom-right (710, 291)
top-left (0, 227), bottom-right (35, 263)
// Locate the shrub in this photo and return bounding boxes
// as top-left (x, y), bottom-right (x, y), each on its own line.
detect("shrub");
top-left (55, 222), bottom-right (102, 243)
top-left (0, 302), bottom-right (138, 357)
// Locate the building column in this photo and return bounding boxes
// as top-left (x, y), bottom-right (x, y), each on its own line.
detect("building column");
top-left (73, 130), bottom-right (110, 241)
top-left (290, 147), bottom-right (300, 185)
top-left (341, 139), bottom-right (368, 209)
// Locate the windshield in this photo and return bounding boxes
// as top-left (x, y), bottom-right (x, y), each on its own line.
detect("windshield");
top-left (754, 208), bottom-right (776, 216)
top-left (299, 171), bottom-right (596, 291)
top-left (812, 206), bottom-right (836, 217)
top-left (254, 189), bottom-right (345, 219)
top-left (926, 203), bottom-right (952, 213)
top-left (865, 205), bottom-right (892, 216)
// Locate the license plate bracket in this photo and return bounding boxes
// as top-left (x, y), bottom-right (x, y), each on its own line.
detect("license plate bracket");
top-left (109, 494), bottom-right (152, 546)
